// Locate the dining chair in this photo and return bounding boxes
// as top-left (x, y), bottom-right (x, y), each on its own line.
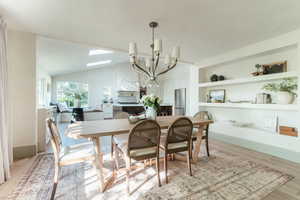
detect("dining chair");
top-left (113, 120), bottom-right (162, 194)
top-left (193, 111), bottom-right (212, 157)
top-left (111, 112), bottom-right (130, 160)
top-left (160, 117), bottom-right (193, 184)
top-left (46, 118), bottom-right (95, 200)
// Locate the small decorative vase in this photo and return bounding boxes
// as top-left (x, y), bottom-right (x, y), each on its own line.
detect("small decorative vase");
top-left (145, 107), bottom-right (157, 120)
top-left (74, 99), bottom-right (81, 108)
top-left (277, 91), bottom-right (294, 104)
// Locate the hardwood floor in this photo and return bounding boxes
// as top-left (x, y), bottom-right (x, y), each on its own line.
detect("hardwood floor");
top-left (213, 140), bottom-right (300, 200)
top-left (0, 139), bottom-right (299, 199)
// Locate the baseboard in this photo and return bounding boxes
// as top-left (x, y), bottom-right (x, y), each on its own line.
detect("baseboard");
top-left (13, 145), bottom-right (37, 161)
top-left (210, 132), bottom-right (300, 164)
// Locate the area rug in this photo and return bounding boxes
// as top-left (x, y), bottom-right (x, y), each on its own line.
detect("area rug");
top-left (7, 144), bottom-right (293, 200)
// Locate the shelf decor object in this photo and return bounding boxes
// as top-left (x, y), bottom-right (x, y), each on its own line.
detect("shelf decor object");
top-left (208, 89), bottom-right (225, 103)
top-left (262, 78), bottom-right (298, 104)
top-left (129, 21), bottom-right (180, 88)
top-left (279, 126), bottom-right (298, 137)
top-left (262, 61), bottom-right (287, 74)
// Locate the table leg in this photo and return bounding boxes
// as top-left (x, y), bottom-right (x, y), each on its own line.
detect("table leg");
top-left (92, 137), bottom-right (105, 192)
top-left (193, 126), bottom-right (204, 162)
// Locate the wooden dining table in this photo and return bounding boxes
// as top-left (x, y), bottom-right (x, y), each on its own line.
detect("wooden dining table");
top-left (66, 116), bottom-right (213, 192)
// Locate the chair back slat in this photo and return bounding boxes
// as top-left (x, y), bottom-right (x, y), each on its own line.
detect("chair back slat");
top-left (46, 118), bottom-right (62, 155)
top-left (193, 111), bottom-right (211, 120)
top-left (165, 117), bottom-right (193, 145)
top-left (128, 120), bottom-right (161, 156)
top-left (193, 111), bottom-right (211, 129)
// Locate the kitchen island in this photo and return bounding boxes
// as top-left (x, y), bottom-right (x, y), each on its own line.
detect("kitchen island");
top-left (113, 103), bottom-right (173, 117)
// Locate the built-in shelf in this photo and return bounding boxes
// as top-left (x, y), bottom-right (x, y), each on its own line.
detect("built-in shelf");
top-left (199, 102), bottom-right (298, 111)
top-left (198, 71), bottom-right (298, 88)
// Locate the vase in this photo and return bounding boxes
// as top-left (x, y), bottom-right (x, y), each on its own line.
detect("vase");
top-left (74, 99), bottom-right (81, 108)
top-left (145, 107), bottom-right (157, 120)
top-left (277, 91), bottom-right (294, 104)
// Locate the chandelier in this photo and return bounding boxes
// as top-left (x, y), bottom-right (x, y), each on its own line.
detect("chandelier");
top-left (129, 21), bottom-right (180, 87)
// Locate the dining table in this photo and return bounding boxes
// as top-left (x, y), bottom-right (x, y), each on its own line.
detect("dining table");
top-left (66, 115), bottom-right (213, 192)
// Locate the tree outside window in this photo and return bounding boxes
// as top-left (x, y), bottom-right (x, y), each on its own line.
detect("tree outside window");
top-left (57, 81), bottom-right (88, 107)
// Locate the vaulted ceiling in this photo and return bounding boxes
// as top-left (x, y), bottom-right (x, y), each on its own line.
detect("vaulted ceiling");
top-left (2, 0), bottom-right (300, 63)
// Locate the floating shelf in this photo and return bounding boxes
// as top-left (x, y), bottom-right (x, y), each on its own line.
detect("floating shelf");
top-left (198, 71), bottom-right (298, 88)
top-left (199, 102), bottom-right (299, 111)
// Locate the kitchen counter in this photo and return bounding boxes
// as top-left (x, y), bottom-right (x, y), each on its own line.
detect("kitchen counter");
top-left (113, 103), bottom-right (173, 116)
top-left (113, 103), bottom-right (173, 107)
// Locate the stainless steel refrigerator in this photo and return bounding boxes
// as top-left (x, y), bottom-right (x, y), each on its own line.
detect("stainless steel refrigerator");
top-left (174, 88), bottom-right (186, 116)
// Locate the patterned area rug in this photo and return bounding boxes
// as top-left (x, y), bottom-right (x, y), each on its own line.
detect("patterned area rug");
top-left (8, 144), bottom-right (293, 200)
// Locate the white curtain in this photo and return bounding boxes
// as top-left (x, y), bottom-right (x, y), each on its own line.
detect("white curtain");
top-left (0, 17), bottom-right (11, 184)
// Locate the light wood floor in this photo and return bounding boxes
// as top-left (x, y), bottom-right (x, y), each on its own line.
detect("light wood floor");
top-left (0, 139), bottom-right (299, 200)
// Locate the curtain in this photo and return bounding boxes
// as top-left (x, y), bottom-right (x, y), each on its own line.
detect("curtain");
top-left (0, 17), bottom-right (11, 184)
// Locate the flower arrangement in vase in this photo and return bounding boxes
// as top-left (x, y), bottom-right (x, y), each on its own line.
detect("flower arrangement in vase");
top-left (140, 94), bottom-right (162, 120)
top-left (262, 78), bottom-right (297, 104)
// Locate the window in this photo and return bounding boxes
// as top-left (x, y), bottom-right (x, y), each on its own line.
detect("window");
top-left (56, 81), bottom-right (88, 107)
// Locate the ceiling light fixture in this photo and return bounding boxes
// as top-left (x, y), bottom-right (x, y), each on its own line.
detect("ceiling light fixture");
top-left (89, 49), bottom-right (113, 56)
top-left (86, 60), bottom-right (112, 67)
top-left (129, 21), bottom-right (180, 88)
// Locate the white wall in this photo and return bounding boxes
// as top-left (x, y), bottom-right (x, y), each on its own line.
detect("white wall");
top-left (7, 30), bottom-right (37, 148)
top-left (37, 67), bottom-right (52, 107)
top-left (160, 63), bottom-right (193, 116)
top-left (52, 62), bottom-right (140, 107)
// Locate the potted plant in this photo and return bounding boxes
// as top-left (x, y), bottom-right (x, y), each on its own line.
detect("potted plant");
top-left (140, 94), bottom-right (162, 120)
top-left (262, 78), bottom-right (297, 104)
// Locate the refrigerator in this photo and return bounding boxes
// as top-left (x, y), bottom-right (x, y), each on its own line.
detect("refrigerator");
top-left (174, 88), bottom-right (186, 116)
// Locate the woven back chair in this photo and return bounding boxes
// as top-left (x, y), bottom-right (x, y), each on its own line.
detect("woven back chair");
top-left (114, 119), bottom-right (161, 193)
top-left (111, 112), bottom-right (130, 158)
top-left (46, 118), bottom-right (94, 200)
top-left (47, 118), bottom-right (63, 160)
top-left (193, 111), bottom-right (211, 157)
top-left (160, 117), bottom-right (193, 183)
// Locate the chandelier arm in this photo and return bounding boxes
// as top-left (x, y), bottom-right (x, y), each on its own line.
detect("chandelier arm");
top-left (156, 59), bottom-right (178, 77)
top-left (133, 62), bottom-right (151, 77)
top-left (154, 53), bottom-right (160, 74)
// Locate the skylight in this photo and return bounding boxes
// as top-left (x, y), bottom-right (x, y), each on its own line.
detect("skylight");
top-left (86, 60), bottom-right (112, 67)
top-left (89, 49), bottom-right (113, 56)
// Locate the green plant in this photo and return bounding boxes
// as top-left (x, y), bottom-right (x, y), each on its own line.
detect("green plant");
top-left (140, 94), bottom-right (162, 111)
top-left (262, 78), bottom-right (298, 96)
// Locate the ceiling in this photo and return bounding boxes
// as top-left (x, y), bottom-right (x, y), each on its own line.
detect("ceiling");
top-left (2, 0), bottom-right (300, 63)
top-left (37, 37), bottom-right (129, 75)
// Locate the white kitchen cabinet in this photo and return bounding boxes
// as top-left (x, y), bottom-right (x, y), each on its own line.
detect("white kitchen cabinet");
top-left (37, 107), bottom-right (55, 152)
top-left (102, 103), bottom-right (113, 119)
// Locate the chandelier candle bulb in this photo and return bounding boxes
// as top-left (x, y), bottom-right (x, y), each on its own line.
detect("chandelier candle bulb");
top-left (130, 56), bottom-right (134, 63)
top-left (154, 39), bottom-right (162, 52)
top-left (172, 46), bottom-right (180, 59)
top-left (129, 42), bottom-right (137, 55)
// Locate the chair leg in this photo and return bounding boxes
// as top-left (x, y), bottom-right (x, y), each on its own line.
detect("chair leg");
top-left (111, 136), bottom-right (114, 159)
top-left (114, 143), bottom-right (120, 170)
top-left (125, 156), bottom-right (131, 194)
top-left (156, 157), bottom-right (161, 187)
top-left (164, 152), bottom-right (168, 184)
top-left (206, 137), bottom-right (210, 157)
top-left (51, 164), bottom-right (60, 200)
top-left (187, 149), bottom-right (192, 176)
